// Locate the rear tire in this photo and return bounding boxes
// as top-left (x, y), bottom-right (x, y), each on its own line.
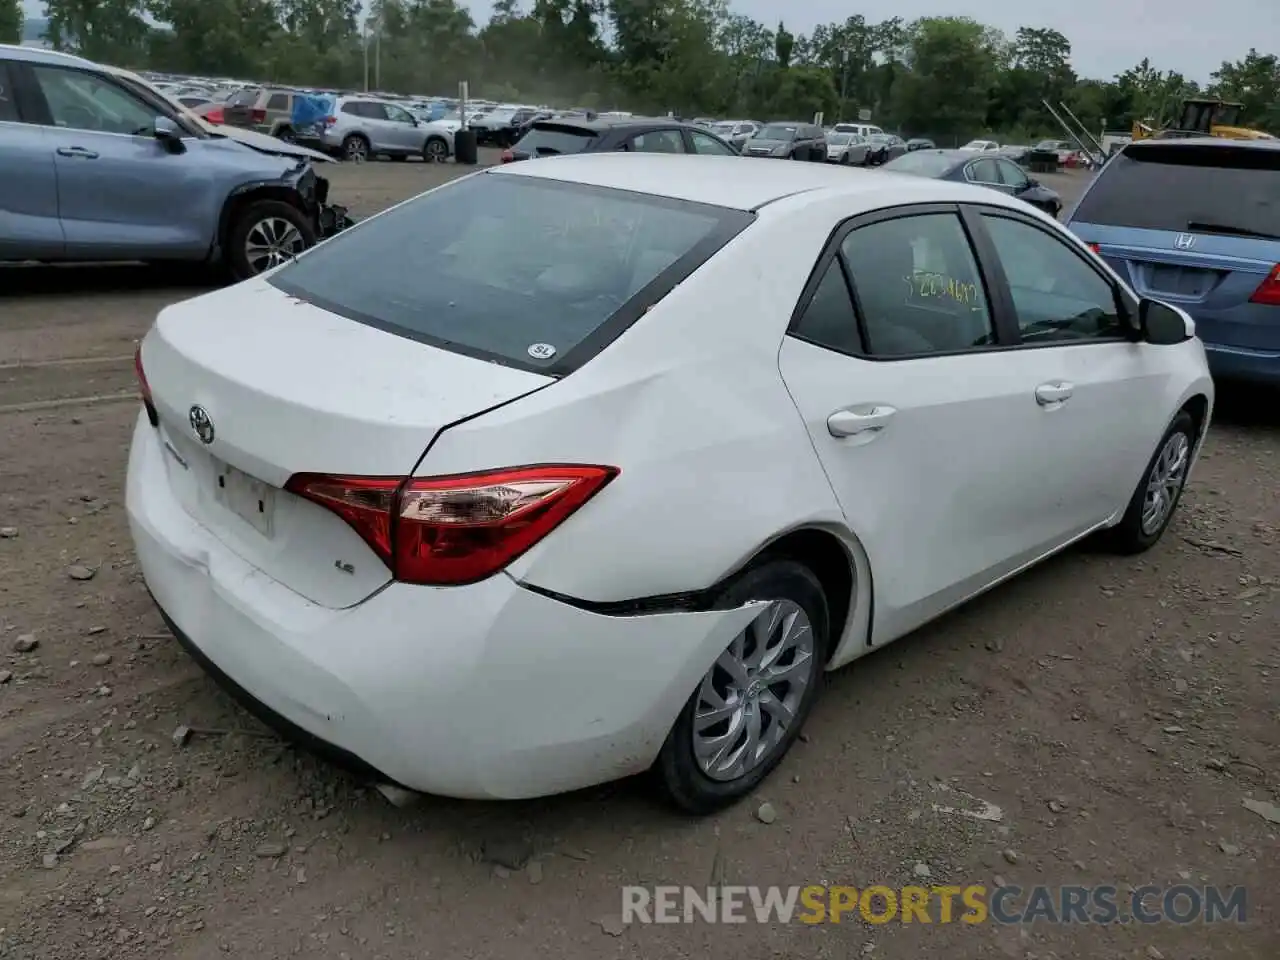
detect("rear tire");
top-left (655, 559), bottom-right (828, 815)
top-left (423, 137), bottom-right (449, 162)
top-left (226, 200), bottom-right (316, 283)
top-left (342, 134), bottom-right (370, 162)
top-left (1103, 412), bottom-right (1196, 555)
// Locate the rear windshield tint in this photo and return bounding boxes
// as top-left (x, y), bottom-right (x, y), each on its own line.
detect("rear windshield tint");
top-left (1073, 145), bottom-right (1280, 237)
top-left (883, 152), bottom-right (954, 177)
top-left (268, 173), bottom-right (754, 374)
top-left (515, 125), bottom-right (597, 156)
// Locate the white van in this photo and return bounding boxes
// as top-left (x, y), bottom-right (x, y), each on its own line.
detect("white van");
top-left (832, 122), bottom-right (884, 138)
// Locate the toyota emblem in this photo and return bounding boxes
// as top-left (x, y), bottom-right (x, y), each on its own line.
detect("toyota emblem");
top-left (188, 405), bottom-right (215, 445)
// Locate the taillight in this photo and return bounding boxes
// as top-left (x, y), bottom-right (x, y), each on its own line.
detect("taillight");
top-left (286, 464), bottom-right (618, 586)
top-left (134, 343), bottom-right (158, 427)
top-left (500, 148), bottom-right (514, 163)
top-left (251, 108), bottom-right (267, 124)
top-left (1087, 243), bottom-right (1101, 254)
top-left (205, 107), bottom-right (224, 124)
top-left (1249, 264), bottom-right (1280, 305)
top-left (325, 115), bottom-right (337, 126)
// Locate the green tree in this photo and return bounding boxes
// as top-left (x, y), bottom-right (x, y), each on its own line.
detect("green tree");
top-left (0, 0), bottom-right (21, 44)
top-left (43, 0), bottom-right (152, 64)
top-left (891, 17), bottom-right (1001, 138)
top-left (1209, 48), bottom-right (1280, 131)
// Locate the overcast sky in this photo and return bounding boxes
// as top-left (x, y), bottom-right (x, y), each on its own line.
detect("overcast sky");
top-left (20, 0), bottom-right (1262, 83)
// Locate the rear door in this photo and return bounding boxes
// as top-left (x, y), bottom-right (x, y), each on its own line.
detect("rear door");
top-left (777, 204), bottom-right (1094, 643)
top-left (1067, 142), bottom-right (1280, 356)
top-left (0, 60), bottom-right (65, 260)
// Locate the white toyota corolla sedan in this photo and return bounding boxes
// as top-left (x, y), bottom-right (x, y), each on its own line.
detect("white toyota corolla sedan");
top-left (128, 154), bottom-right (1213, 813)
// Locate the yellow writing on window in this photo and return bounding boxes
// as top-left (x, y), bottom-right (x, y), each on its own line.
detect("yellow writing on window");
top-left (903, 271), bottom-right (983, 309)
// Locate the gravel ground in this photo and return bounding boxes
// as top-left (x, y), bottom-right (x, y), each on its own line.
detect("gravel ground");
top-left (1, 161), bottom-right (1277, 960)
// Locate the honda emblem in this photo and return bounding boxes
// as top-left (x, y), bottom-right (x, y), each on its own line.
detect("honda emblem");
top-left (1174, 233), bottom-right (1196, 250)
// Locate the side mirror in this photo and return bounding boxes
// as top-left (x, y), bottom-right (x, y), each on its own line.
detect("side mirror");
top-left (1138, 297), bottom-right (1194, 345)
top-left (153, 116), bottom-right (185, 154)
top-left (1026, 177), bottom-right (1040, 187)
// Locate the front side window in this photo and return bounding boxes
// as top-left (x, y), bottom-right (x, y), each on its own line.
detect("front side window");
top-left (31, 66), bottom-right (157, 135)
top-left (995, 159), bottom-right (1029, 189)
top-left (630, 129), bottom-right (685, 153)
top-left (841, 214), bottom-right (995, 357)
top-left (688, 131), bottom-right (735, 155)
top-left (981, 214), bottom-right (1123, 342)
top-left (384, 104), bottom-right (415, 124)
top-left (268, 174), bottom-right (753, 372)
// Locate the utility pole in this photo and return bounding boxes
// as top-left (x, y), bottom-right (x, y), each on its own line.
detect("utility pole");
top-left (362, 21), bottom-right (369, 92)
top-left (374, 20), bottom-right (381, 91)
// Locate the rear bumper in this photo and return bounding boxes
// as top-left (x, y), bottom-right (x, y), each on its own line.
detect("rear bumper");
top-left (1203, 343), bottom-right (1280, 386)
top-left (124, 414), bottom-right (761, 799)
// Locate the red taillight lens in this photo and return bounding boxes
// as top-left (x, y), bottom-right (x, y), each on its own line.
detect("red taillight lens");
top-left (1087, 243), bottom-right (1101, 254)
top-left (286, 465), bottom-right (618, 586)
top-left (205, 107), bottom-right (225, 124)
top-left (325, 115), bottom-right (337, 126)
top-left (1248, 264), bottom-right (1280, 305)
top-left (251, 108), bottom-right (267, 124)
top-left (500, 148), bottom-right (514, 163)
top-left (134, 343), bottom-right (158, 426)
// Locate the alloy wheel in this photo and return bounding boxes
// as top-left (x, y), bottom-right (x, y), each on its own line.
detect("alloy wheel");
top-left (1140, 430), bottom-right (1190, 535)
top-left (244, 218), bottom-right (307, 275)
top-left (691, 599), bottom-right (815, 782)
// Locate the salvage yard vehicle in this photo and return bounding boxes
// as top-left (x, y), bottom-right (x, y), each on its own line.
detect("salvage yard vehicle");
top-left (500, 117), bottom-right (738, 162)
top-left (319, 95), bottom-right (442, 161)
top-left (1067, 137), bottom-right (1280, 385)
top-left (0, 45), bottom-right (350, 279)
top-left (742, 121), bottom-right (827, 161)
top-left (882, 149), bottom-right (1064, 217)
top-left (128, 154), bottom-right (1212, 814)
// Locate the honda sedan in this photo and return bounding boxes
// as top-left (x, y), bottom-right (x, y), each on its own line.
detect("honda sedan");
top-left (128, 156), bottom-right (1213, 814)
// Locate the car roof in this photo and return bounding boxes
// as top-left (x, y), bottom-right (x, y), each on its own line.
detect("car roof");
top-left (532, 117), bottom-right (708, 133)
top-left (489, 153), bottom-right (1035, 213)
top-left (0, 43), bottom-right (96, 67)
top-left (1125, 136), bottom-right (1280, 153)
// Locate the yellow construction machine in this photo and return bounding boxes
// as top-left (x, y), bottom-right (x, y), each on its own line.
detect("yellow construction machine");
top-left (1132, 97), bottom-right (1273, 141)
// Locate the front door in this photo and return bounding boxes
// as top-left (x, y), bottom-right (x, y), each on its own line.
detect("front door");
top-left (778, 207), bottom-right (1086, 643)
top-left (26, 63), bottom-right (209, 259)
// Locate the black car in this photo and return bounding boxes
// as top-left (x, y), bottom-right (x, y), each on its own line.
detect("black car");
top-left (865, 134), bottom-right (908, 166)
top-left (502, 118), bottom-right (740, 162)
top-left (881, 149), bottom-right (1064, 217)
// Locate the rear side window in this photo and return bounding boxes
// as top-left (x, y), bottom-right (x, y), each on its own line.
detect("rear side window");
top-left (340, 101), bottom-right (361, 116)
top-left (515, 124), bottom-right (596, 156)
top-left (1073, 146), bottom-right (1280, 238)
top-left (268, 174), bottom-right (754, 374)
top-left (266, 92), bottom-right (290, 111)
top-left (0, 63), bottom-right (17, 122)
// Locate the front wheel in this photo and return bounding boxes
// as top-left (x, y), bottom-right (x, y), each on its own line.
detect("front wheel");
top-left (226, 200), bottom-right (317, 282)
top-left (1103, 411), bottom-right (1196, 554)
top-left (655, 559), bottom-right (828, 814)
top-left (423, 137), bottom-right (449, 162)
top-left (342, 134), bottom-right (370, 162)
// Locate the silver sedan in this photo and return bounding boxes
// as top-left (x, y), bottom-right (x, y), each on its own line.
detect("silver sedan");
top-left (825, 132), bottom-right (870, 166)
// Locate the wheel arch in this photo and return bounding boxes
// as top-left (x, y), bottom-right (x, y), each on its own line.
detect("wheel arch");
top-left (215, 184), bottom-right (312, 261)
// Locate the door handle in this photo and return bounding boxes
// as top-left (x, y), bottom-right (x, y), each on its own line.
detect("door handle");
top-left (827, 405), bottom-right (897, 438)
top-left (56, 146), bottom-right (99, 159)
top-left (1035, 381), bottom-right (1074, 406)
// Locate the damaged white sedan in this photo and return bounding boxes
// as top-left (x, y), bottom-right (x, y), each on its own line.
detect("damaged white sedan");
top-left (127, 154), bottom-right (1213, 812)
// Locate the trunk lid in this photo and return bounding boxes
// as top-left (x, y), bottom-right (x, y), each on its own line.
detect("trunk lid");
top-left (139, 280), bottom-right (553, 608)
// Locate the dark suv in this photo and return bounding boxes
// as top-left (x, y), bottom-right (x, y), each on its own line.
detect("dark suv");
top-left (741, 122), bottom-right (827, 161)
top-left (501, 118), bottom-right (740, 162)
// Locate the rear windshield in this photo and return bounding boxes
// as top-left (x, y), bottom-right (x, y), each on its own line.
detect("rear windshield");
top-left (515, 124), bottom-right (597, 156)
top-left (1073, 145), bottom-right (1280, 237)
top-left (226, 88), bottom-right (259, 107)
top-left (268, 174), bottom-right (754, 374)
top-left (882, 152), bottom-right (954, 177)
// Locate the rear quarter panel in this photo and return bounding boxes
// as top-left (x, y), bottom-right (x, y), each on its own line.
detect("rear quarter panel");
top-left (414, 202), bottom-right (852, 604)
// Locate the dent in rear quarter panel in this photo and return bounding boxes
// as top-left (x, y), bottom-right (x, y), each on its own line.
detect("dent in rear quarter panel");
top-left (414, 204), bottom-right (849, 604)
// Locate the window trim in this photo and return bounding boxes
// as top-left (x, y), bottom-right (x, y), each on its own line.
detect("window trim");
top-left (787, 202), bottom-right (1013, 362)
top-left (267, 172), bottom-right (758, 378)
top-left (15, 61), bottom-right (199, 137)
top-left (960, 204), bottom-right (1139, 349)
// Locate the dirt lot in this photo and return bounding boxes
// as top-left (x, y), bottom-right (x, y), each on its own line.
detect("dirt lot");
top-left (1, 161), bottom-right (1277, 960)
